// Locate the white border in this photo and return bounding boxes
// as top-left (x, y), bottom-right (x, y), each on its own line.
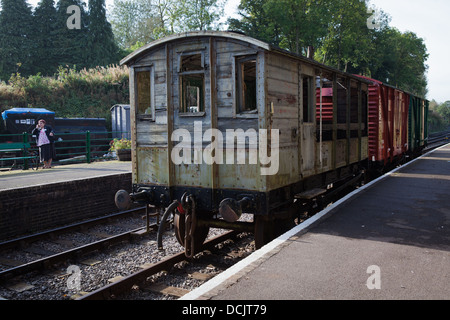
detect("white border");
top-left (180, 143), bottom-right (449, 300)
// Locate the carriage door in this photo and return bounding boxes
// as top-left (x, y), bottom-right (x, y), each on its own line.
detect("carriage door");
top-left (171, 45), bottom-right (215, 210)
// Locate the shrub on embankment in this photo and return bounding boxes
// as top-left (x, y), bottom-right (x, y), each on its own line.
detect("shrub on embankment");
top-left (0, 65), bottom-right (130, 131)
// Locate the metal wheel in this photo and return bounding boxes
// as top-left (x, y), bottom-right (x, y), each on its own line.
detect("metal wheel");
top-left (173, 211), bottom-right (210, 251)
top-left (173, 212), bottom-right (185, 246)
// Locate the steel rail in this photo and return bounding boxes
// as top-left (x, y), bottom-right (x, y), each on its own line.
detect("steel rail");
top-left (0, 225), bottom-right (157, 283)
top-left (0, 207), bottom-right (146, 251)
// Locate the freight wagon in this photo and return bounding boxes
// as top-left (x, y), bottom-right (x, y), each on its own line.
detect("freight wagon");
top-left (357, 76), bottom-right (428, 172)
top-left (115, 31), bottom-right (371, 255)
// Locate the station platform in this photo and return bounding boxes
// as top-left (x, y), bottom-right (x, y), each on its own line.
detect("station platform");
top-left (0, 160), bottom-right (131, 191)
top-left (183, 143), bottom-right (450, 300)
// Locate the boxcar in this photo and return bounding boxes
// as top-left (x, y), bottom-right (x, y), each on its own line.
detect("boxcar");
top-left (364, 77), bottom-right (409, 167)
top-left (357, 76), bottom-right (429, 171)
top-left (408, 95), bottom-right (429, 155)
top-left (117, 31), bottom-right (370, 254)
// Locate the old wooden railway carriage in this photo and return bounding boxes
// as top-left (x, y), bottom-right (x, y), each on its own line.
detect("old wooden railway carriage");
top-left (117, 31), bottom-right (370, 255)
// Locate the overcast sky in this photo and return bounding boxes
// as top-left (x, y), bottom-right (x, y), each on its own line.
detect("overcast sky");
top-left (26, 0), bottom-right (448, 102)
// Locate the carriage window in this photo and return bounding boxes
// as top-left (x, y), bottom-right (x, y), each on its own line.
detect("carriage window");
top-left (179, 53), bottom-right (205, 114)
top-left (181, 74), bottom-right (204, 113)
top-left (302, 76), bottom-right (314, 123)
top-left (236, 56), bottom-right (257, 114)
top-left (136, 70), bottom-right (152, 117)
top-left (180, 54), bottom-right (203, 72)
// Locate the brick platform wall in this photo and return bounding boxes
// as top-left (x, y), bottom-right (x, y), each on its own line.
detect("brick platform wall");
top-left (0, 173), bottom-right (132, 241)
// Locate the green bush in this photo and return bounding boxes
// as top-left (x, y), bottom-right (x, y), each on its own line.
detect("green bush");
top-left (0, 65), bottom-right (130, 130)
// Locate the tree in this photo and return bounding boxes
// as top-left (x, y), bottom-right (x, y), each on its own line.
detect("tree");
top-left (228, 0), bottom-right (428, 96)
top-left (317, 0), bottom-right (372, 72)
top-left (32, 0), bottom-right (59, 76)
top-left (109, 0), bottom-right (163, 48)
top-left (370, 28), bottom-right (428, 97)
top-left (227, 0), bottom-right (282, 47)
top-left (263, 0), bottom-right (330, 55)
top-left (178, 0), bottom-right (225, 31)
top-left (393, 31), bottom-right (428, 96)
top-left (436, 101), bottom-right (450, 125)
top-left (0, 0), bottom-right (34, 80)
top-left (86, 0), bottom-right (120, 68)
top-left (110, 0), bottom-right (225, 48)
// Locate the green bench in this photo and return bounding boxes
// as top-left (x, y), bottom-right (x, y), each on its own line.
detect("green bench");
top-left (0, 142), bottom-right (39, 170)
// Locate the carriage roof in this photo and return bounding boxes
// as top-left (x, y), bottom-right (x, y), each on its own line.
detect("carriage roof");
top-left (120, 31), bottom-right (371, 84)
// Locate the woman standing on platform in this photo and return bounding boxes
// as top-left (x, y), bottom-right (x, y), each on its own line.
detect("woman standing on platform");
top-left (32, 119), bottom-right (55, 169)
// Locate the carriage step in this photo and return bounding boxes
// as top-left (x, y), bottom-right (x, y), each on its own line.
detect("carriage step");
top-left (294, 188), bottom-right (327, 200)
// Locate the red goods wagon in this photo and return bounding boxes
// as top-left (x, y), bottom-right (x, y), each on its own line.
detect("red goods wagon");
top-left (316, 87), bottom-right (334, 122)
top-left (358, 77), bottom-right (409, 167)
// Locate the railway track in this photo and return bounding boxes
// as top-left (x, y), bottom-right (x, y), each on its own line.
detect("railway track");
top-left (427, 130), bottom-right (450, 147)
top-left (0, 208), bottom-right (150, 287)
top-left (0, 205), bottom-right (254, 300)
top-left (1, 131), bottom-right (448, 300)
top-left (77, 230), bottom-right (250, 300)
top-left (0, 206), bottom-right (148, 252)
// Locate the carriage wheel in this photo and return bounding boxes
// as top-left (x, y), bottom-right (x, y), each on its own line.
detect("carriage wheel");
top-left (173, 212), bottom-right (185, 246)
top-left (173, 212), bottom-right (210, 251)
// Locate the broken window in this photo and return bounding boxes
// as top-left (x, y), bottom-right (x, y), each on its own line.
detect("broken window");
top-left (181, 74), bottom-right (204, 113)
top-left (180, 54), bottom-right (204, 72)
top-left (302, 76), bottom-right (314, 123)
top-left (236, 56), bottom-right (257, 114)
top-left (179, 53), bottom-right (205, 114)
top-left (136, 69), bottom-right (153, 117)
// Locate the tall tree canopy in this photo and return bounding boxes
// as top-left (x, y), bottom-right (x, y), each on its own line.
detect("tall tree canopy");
top-left (32, 0), bottom-right (59, 75)
top-left (54, 0), bottom-right (89, 69)
top-left (87, 0), bottom-right (120, 68)
top-left (227, 0), bottom-right (282, 47)
top-left (0, 0), bottom-right (429, 97)
top-left (263, 0), bottom-right (329, 55)
top-left (227, 0), bottom-right (429, 97)
top-left (0, 0), bottom-right (120, 81)
top-left (0, 0), bottom-right (34, 78)
top-left (109, 0), bottom-right (224, 49)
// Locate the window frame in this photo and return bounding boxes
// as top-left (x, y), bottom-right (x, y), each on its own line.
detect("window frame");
top-left (302, 75), bottom-right (315, 123)
top-left (134, 65), bottom-right (155, 122)
top-left (178, 51), bottom-right (206, 116)
top-left (232, 53), bottom-right (259, 118)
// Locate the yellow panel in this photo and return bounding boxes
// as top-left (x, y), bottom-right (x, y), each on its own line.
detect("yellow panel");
top-left (136, 147), bottom-right (169, 185)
